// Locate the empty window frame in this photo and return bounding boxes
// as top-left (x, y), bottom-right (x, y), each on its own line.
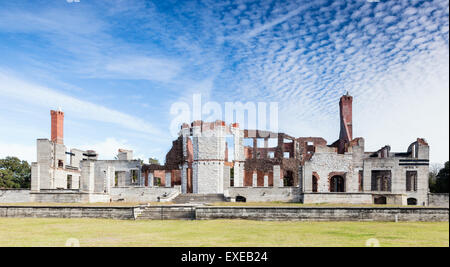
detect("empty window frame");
top-left (371, 170), bottom-right (392, 192)
top-left (406, 171), bottom-right (418, 192)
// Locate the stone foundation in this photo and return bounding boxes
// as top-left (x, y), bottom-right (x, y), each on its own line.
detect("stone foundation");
top-left (30, 191), bottom-right (110, 203)
top-left (0, 189), bottom-right (31, 203)
top-left (428, 193), bottom-right (449, 207)
top-left (110, 187), bottom-right (181, 202)
top-left (303, 192), bottom-right (373, 204)
top-left (226, 187), bottom-right (302, 202)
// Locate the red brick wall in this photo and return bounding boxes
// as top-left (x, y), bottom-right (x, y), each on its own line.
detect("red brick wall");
top-left (244, 171), bottom-right (253, 186)
top-left (153, 170), bottom-right (166, 186)
top-left (257, 171), bottom-right (265, 186)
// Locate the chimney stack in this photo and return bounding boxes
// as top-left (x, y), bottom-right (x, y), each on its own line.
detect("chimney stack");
top-left (339, 94), bottom-right (353, 143)
top-left (50, 110), bottom-right (64, 144)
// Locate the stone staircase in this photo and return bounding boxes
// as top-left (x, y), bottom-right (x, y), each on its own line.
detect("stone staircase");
top-left (173, 194), bottom-right (226, 204)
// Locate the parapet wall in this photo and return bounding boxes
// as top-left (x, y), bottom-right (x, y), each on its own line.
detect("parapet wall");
top-left (0, 189), bottom-right (31, 203)
top-left (428, 193), bottom-right (449, 207)
top-left (110, 187), bottom-right (180, 202)
top-left (226, 187), bottom-right (302, 202)
top-left (0, 187), bottom-right (181, 204)
top-left (303, 193), bottom-right (373, 204)
top-left (30, 191), bottom-right (110, 203)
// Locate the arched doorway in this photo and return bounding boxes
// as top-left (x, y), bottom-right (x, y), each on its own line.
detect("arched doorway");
top-left (407, 198), bottom-right (417, 205)
top-left (330, 175), bottom-right (345, 192)
top-left (312, 175), bottom-right (318, 192)
top-left (374, 196), bottom-right (387, 205)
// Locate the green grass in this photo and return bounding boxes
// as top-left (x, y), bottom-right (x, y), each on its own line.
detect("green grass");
top-left (0, 218), bottom-right (447, 247)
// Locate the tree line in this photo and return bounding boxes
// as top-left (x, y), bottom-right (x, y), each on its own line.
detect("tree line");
top-left (429, 161), bottom-right (449, 193)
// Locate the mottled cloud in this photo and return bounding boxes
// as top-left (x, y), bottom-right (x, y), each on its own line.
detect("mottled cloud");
top-left (0, 0), bottom-right (448, 163)
top-left (204, 0), bottom-right (449, 162)
top-left (0, 71), bottom-right (164, 137)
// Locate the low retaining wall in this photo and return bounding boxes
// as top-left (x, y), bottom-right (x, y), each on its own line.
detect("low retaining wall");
top-left (0, 206), bottom-right (135, 219)
top-left (303, 193), bottom-right (373, 204)
top-left (226, 187), bottom-right (302, 202)
top-left (428, 193), bottom-right (449, 207)
top-left (195, 207), bottom-right (449, 222)
top-left (0, 205), bottom-right (448, 221)
top-left (110, 187), bottom-right (181, 202)
top-left (0, 189), bottom-right (31, 203)
top-left (136, 206), bottom-right (196, 220)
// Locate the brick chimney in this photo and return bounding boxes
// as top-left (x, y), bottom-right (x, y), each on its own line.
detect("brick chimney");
top-left (339, 92), bottom-right (353, 143)
top-left (50, 109), bottom-right (64, 144)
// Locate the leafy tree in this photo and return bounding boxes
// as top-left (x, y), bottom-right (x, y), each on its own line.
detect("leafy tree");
top-left (0, 169), bottom-right (16, 188)
top-left (429, 163), bottom-right (442, 193)
top-left (434, 161), bottom-right (449, 193)
top-left (0, 157), bottom-right (31, 188)
top-left (149, 158), bottom-right (160, 165)
top-left (429, 174), bottom-right (437, 193)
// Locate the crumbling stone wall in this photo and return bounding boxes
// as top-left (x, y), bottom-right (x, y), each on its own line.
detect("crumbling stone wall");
top-left (304, 152), bottom-right (354, 193)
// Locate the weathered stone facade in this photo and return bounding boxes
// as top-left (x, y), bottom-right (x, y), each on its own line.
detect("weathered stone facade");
top-left (143, 93), bottom-right (432, 206)
top-left (0, 94), bottom-right (428, 205)
top-left (29, 110), bottom-right (147, 203)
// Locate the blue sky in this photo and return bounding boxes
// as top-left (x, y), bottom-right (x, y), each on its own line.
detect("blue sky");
top-left (0, 0), bottom-right (448, 164)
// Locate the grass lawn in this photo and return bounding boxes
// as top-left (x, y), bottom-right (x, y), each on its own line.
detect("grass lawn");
top-left (0, 218), bottom-right (447, 247)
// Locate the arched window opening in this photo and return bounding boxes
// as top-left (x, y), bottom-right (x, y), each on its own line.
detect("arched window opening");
top-left (407, 198), bottom-right (417, 205)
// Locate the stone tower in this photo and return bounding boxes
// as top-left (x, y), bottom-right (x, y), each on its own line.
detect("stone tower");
top-left (191, 120), bottom-right (227, 194)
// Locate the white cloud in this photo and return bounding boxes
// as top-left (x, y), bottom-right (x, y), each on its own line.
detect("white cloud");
top-left (105, 56), bottom-right (182, 82)
top-left (0, 142), bottom-right (35, 163)
top-left (0, 71), bottom-right (164, 137)
top-left (212, 0), bottom-right (449, 163)
top-left (75, 137), bottom-right (132, 160)
top-left (0, 0), bottom-right (448, 165)
top-left (246, 5), bottom-right (308, 38)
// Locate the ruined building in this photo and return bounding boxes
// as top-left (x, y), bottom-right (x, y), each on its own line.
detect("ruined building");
top-left (29, 94), bottom-right (430, 205)
top-left (30, 110), bottom-right (142, 202)
top-left (143, 93), bottom-right (430, 205)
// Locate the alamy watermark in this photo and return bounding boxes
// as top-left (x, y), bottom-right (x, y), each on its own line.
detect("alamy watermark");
top-left (365, 238), bottom-right (380, 247)
top-left (169, 94), bottom-right (279, 138)
top-left (65, 238), bottom-right (80, 247)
